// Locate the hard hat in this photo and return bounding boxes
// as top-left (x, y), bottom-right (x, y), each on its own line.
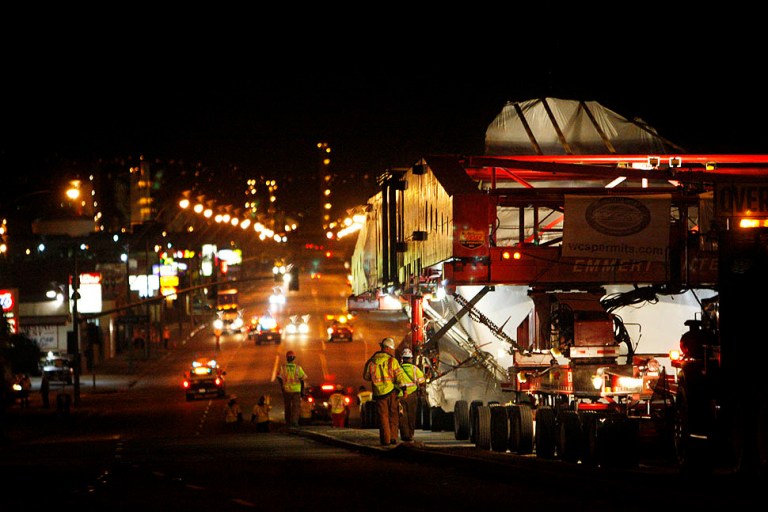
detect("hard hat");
top-left (380, 337), bottom-right (395, 350)
top-left (286, 350), bottom-right (296, 361)
top-left (401, 348), bottom-right (413, 359)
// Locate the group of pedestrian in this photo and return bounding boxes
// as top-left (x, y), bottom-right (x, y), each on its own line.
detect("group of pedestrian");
top-left (363, 337), bottom-right (427, 446)
top-left (268, 343), bottom-right (428, 444)
top-left (224, 394), bottom-right (273, 432)
top-left (14, 374), bottom-right (32, 408)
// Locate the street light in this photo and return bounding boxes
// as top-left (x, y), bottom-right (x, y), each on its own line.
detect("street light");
top-left (66, 183), bottom-right (83, 405)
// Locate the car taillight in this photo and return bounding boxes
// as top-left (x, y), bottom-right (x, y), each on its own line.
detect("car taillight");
top-left (344, 396), bottom-right (351, 405)
top-left (321, 384), bottom-right (335, 392)
top-left (215, 377), bottom-right (222, 386)
top-left (182, 381), bottom-right (190, 389)
top-left (307, 396), bottom-right (315, 403)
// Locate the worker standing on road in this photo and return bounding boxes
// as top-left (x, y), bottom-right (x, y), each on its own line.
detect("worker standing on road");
top-left (363, 337), bottom-right (416, 446)
top-left (18, 374), bottom-right (31, 408)
top-left (357, 385), bottom-right (373, 411)
top-left (277, 350), bottom-right (306, 428)
top-left (398, 348), bottom-right (426, 442)
top-left (328, 384), bottom-right (348, 428)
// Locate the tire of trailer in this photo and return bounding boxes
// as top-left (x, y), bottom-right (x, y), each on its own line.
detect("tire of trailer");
top-left (558, 410), bottom-right (582, 463)
top-left (535, 406), bottom-right (557, 459)
top-left (420, 397), bottom-right (432, 430)
top-left (469, 400), bottom-right (484, 444)
top-left (508, 404), bottom-right (534, 455)
top-left (475, 406), bottom-right (492, 450)
top-left (443, 411), bottom-right (454, 432)
top-left (579, 411), bottom-right (599, 466)
top-left (430, 406), bottom-right (445, 432)
top-left (454, 400), bottom-right (470, 440)
top-left (490, 404), bottom-right (509, 452)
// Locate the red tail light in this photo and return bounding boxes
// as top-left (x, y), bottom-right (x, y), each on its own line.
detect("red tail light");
top-left (344, 396), bottom-right (351, 405)
top-left (321, 384), bottom-right (335, 392)
top-left (182, 381), bottom-right (190, 389)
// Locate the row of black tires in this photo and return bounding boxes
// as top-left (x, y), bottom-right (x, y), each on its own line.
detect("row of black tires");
top-left (362, 399), bottom-right (640, 468)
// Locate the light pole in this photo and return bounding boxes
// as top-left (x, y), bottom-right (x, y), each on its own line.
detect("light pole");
top-left (71, 247), bottom-right (81, 405)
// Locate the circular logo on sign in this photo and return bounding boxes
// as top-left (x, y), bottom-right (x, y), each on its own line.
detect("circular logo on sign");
top-left (585, 197), bottom-right (651, 236)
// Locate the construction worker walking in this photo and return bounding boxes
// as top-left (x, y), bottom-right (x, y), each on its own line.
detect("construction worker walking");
top-left (398, 348), bottom-right (426, 442)
top-left (276, 350), bottom-right (307, 428)
top-left (363, 337), bottom-right (416, 446)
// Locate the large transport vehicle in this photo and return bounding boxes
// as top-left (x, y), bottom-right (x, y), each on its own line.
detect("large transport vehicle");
top-left (214, 288), bottom-right (244, 334)
top-left (349, 114), bottom-right (768, 476)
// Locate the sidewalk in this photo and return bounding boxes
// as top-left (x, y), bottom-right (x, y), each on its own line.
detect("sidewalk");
top-left (1, 324), bottom-right (204, 445)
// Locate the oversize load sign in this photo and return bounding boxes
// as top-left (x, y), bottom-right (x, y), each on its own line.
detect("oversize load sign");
top-left (562, 195), bottom-right (670, 263)
top-left (714, 183), bottom-right (768, 217)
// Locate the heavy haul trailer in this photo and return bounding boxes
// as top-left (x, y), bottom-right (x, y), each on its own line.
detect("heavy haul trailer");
top-left (502, 290), bottom-right (677, 468)
top-left (354, 152), bottom-right (768, 473)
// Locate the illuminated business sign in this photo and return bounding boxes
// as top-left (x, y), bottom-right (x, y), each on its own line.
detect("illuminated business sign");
top-left (0, 289), bottom-right (16, 312)
top-left (0, 288), bottom-right (19, 333)
top-left (129, 274), bottom-right (160, 298)
top-left (218, 248), bottom-right (242, 265)
top-left (70, 272), bottom-right (103, 314)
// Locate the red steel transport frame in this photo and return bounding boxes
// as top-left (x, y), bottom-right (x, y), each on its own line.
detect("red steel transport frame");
top-left (352, 153), bottom-right (768, 475)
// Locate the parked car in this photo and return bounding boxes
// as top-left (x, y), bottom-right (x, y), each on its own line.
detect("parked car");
top-left (40, 352), bottom-right (74, 385)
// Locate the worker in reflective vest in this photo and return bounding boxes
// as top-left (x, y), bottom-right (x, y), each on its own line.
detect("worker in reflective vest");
top-left (363, 337), bottom-right (416, 446)
top-left (328, 384), bottom-right (349, 427)
top-left (277, 351), bottom-right (307, 427)
top-left (357, 385), bottom-right (373, 412)
top-left (398, 348), bottom-right (426, 442)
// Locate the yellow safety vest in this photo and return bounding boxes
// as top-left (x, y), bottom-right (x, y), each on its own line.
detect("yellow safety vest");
top-left (363, 351), bottom-right (415, 397)
top-left (399, 363), bottom-right (426, 396)
top-left (329, 392), bottom-right (347, 414)
top-left (357, 390), bottom-right (373, 407)
top-left (278, 363), bottom-right (306, 392)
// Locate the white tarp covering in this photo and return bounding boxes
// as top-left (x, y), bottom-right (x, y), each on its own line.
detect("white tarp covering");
top-left (485, 97), bottom-right (677, 155)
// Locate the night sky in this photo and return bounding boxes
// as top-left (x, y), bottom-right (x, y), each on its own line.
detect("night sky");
top-left (3, 16), bottom-right (766, 207)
